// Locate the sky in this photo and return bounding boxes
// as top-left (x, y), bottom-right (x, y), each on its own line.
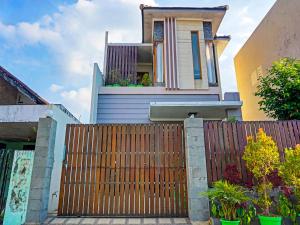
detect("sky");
top-left (0, 0), bottom-right (276, 122)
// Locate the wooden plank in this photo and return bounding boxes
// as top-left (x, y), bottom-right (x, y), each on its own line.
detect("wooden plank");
top-left (124, 125), bottom-right (131, 215)
top-left (154, 124), bottom-right (160, 215)
top-left (140, 125), bottom-right (145, 215)
top-left (74, 125), bottom-right (84, 214)
top-left (129, 125), bottom-right (136, 214)
top-left (67, 125), bottom-right (78, 215)
top-left (203, 122), bottom-right (212, 186)
top-left (94, 125), bottom-right (103, 214)
top-left (173, 124), bottom-right (180, 215)
top-left (164, 124), bottom-right (170, 215)
top-left (104, 126), bottom-right (112, 215)
top-left (144, 125), bottom-right (150, 216)
top-left (98, 126), bottom-right (107, 214)
top-left (159, 124), bottom-right (165, 215)
top-left (114, 125), bottom-right (121, 215)
top-left (178, 124), bottom-right (185, 216)
top-left (168, 124), bottom-right (175, 216)
top-left (149, 125), bottom-right (155, 215)
top-left (109, 125), bottom-right (117, 214)
top-left (119, 125), bottom-right (126, 215)
top-left (58, 125), bottom-right (70, 215)
top-left (135, 125), bottom-right (141, 215)
top-left (89, 125), bottom-right (98, 214)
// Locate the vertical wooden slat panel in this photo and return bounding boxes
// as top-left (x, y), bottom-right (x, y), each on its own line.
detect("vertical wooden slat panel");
top-left (98, 126), bottom-right (107, 214)
top-left (169, 124), bottom-right (175, 216)
top-left (124, 125), bottom-right (130, 215)
top-left (119, 125), bottom-right (126, 214)
top-left (154, 125), bottom-right (160, 215)
top-left (135, 125), bottom-right (141, 215)
top-left (89, 125), bottom-right (98, 214)
top-left (94, 125), bottom-right (102, 214)
top-left (109, 126), bottom-right (117, 214)
top-left (130, 125), bottom-right (136, 214)
top-left (140, 125), bottom-right (145, 215)
top-left (144, 125), bottom-right (150, 216)
top-left (149, 125), bottom-right (155, 215)
top-left (159, 125), bottom-right (165, 215)
top-left (104, 126), bottom-right (112, 215)
top-left (114, 125), bottom-right (121, 215)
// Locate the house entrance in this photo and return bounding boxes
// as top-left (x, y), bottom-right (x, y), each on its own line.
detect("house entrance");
top-left (58, 124), bottom-right (188, 217)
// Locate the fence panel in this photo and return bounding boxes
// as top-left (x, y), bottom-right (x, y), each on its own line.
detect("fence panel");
top-left (204, 121), bottom-right (300, 186)
top-left (0, 149), bottom-right (14, 213)
top-left (58, 123), bottom-right (188, 217)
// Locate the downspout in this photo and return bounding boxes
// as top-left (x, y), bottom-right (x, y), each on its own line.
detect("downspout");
top-left (140, 4), bottom-right (145, 43)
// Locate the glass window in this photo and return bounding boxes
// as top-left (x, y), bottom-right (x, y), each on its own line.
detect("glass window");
top-left (156, 43), bottom-right (164, 83)
top-left (191, 32), bottom-right (201, 80)
top-left (205, 41), bottom-right (218, 85)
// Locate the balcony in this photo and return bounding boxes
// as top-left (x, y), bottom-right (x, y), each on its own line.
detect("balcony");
top-left (104, 43), bottom-right (160, 87)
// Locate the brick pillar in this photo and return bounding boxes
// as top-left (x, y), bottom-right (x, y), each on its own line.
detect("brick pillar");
top-left (184, 118), bottom-right (209, 223)
top-left (26, 117), bottom-right (57, 224)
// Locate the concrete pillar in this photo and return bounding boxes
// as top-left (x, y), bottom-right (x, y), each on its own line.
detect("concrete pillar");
top-left (26, 117), bottom-right (57, 224)
top-left (184, 118), bottom-right (209, 224)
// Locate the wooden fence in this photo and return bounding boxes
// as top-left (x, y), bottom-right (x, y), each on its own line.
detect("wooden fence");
top-left (204, 121), bottom-right (300, 186)
top-left (0, 149), bottom-right (14, 213)
top-left (58, 123), bottom-right (188, 217)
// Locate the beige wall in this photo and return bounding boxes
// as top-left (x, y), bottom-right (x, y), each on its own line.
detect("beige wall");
top-left (234, 0), bottom-right (300, 121)
top-left (176, 20), bottom-right (209, 89)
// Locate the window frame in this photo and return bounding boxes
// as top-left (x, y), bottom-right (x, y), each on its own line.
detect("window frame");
top-left (191, 31), bottom-right (202, 80)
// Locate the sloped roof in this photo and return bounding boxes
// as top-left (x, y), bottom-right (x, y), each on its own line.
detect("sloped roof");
top-left (0, 66), bottom-right (48, 105)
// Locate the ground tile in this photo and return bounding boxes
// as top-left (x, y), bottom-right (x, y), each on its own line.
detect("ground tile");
top-left (112, 218), bottom-right (127, 224)
top-left (159, 218), bottom-right (172, 224)
top-left (50, 218), bottom-right (66, 224)
top-left (128, 218), bottom-right (142, 224)
top-left (143, 218), bottom-right (157, 224)
top-left (96, 218), bottom-right (111, 224)
top-left (174, 218), bottom-right (187, 224)
top-left (66, 218), bottom-right (82, 224)
top-left (82, 218), bottom-right (97, 224)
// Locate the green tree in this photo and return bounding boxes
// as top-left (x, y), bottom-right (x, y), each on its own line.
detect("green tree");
top-left (255, 58), bottom-right (300, 120)
top-left (243, 128), bottom-right (280, 215)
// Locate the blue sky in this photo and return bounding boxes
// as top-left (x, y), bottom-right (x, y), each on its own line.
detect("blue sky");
top-left (0, 0), bottom-right (276, 122)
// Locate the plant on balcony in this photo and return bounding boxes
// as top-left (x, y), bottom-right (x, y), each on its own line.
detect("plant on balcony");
top-left (242, 128), bottom-right (281, 225)
top-left (203, 180), bottom-right (250, 225)
top-left (279, 145), bottom-right (300, 224)
top-left (141, 73), bottom-right (152, 86)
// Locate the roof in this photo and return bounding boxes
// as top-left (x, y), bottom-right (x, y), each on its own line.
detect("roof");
top-left (0, 66), bottom-right (48, 104)
top-left (140, 4), bottom-right (229, 43)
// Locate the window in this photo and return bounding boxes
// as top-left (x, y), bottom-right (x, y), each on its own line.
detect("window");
top-left (205, 41), bottom-right (218, 85)
top-left (153, 21), bottom-right (164, 84)
top-left (191, 31), bottom-right (201, 80)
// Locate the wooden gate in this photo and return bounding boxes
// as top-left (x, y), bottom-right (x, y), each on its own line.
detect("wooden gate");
top-left (58, 124), bottom-right (188, 217)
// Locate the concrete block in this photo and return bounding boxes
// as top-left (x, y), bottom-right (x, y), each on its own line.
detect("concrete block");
top-left (184, 118), bottom-right (203, 128)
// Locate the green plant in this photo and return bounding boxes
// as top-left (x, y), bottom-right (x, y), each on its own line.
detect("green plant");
top-left (202, 180), bottom-right (249, 221)
top-left (237, 203), bottom-right (257, 225)
top-left (227, 116), bottom-right (237, 122)
top-left (255, 58), bottom-right (300, 120)
top-left (118, 78), bottom-right (130, 86)
top-left (242, 128), bottom-right (280, 215)
top-left (278, 193), bottom-right (297, 224)
top-left (141, 73), bottom-right (152, 86)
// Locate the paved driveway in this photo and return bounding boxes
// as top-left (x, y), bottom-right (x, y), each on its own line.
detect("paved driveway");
top-left (44, 217), bottom-right (191, 225)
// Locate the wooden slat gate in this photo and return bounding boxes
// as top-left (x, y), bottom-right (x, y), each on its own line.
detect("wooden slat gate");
top-left (0, 149), bottom-right (15, 213)
top-left (204, 121), bottom-right (300, 187)
top-left (58, 124), bottom-right (188, 217)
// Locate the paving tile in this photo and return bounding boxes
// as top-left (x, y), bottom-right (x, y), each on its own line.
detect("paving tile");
top-left (50, 218), bottom-right (66, 224)
top-left (112, 218), bottom-right (127, 224)
top-left (44, 217), bottom-right (54, 224)
top-left (143, 218), bottom-right (157, 224)
top-left (174, 218), bottom-right (188, 224)
top-left (82, 218), bottom-right (97, 224)
top-left (66, 218), bottom-right (82, 224)
top-left (159, 218), bottom-right (172, 224)
top-left (96, 218), bottom-right (111, 224)
top-left (128, 218), bottom-right (142, 224)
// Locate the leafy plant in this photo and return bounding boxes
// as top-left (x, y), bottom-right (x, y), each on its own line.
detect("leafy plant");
top-left (223, 164), bottom-right (242, 185)
top-left (141, 73), bottom-right (152, 86)
top-left (118, 78), bottom-right (130, 86)
top-left (255, 58), bottom-right (300, 120)
top-left (237, 202), bottom-right (257, 225)
top-left (242, 128), bottom-right (280, 215)
top-left (278, 192), bottom-right (297, 224)
top-left (279, 144), bottom-right (300, 217)
top-left (203, 180), bottom-right (249, 221)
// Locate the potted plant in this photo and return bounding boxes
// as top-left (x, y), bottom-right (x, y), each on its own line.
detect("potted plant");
top-left (243, 128), bottom-right (281, 225)
top-left (203, 180), bottom-right (249, 225)
top-left (279, 145), bottom-right (300, 224)
top-left (141, 73), bottom-right (152, 86)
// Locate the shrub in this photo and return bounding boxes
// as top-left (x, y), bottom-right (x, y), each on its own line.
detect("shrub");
top-left (243, 128), bottom-right (280, 215)
top-left (223, 164), bottom-right (242, 185)
top-left (203, 180), bottom-right (249, 221)
top-left (141, 73), bottom-right (152, 86)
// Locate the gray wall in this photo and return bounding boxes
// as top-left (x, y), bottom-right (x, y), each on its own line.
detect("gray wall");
top-left (97, 94), bottom-right (219, 123)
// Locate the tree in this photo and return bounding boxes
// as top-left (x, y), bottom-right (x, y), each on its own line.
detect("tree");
top-left (243, 128), bottom-right (280, 215)
top-left (255, 58), bottom-right (300, 120)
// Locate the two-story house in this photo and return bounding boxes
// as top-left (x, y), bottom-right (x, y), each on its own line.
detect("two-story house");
top-left (90, 5), bottom-right (242, 124)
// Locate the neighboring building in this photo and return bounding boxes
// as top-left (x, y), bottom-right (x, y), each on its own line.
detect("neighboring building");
top-left (90, 5), bottom-right (243, 123)
top-left (234, 0), bottom-right (300, 121)
top-left (0, 66), bottom-right (79, 223)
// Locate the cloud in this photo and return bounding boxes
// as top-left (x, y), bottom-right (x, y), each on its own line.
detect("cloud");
top-left (49, 84), bottom-right (64, 92)
top-left (60, 87), bottom-right (91, 122)
top-left (0, 0), bottom-right (157, 122)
